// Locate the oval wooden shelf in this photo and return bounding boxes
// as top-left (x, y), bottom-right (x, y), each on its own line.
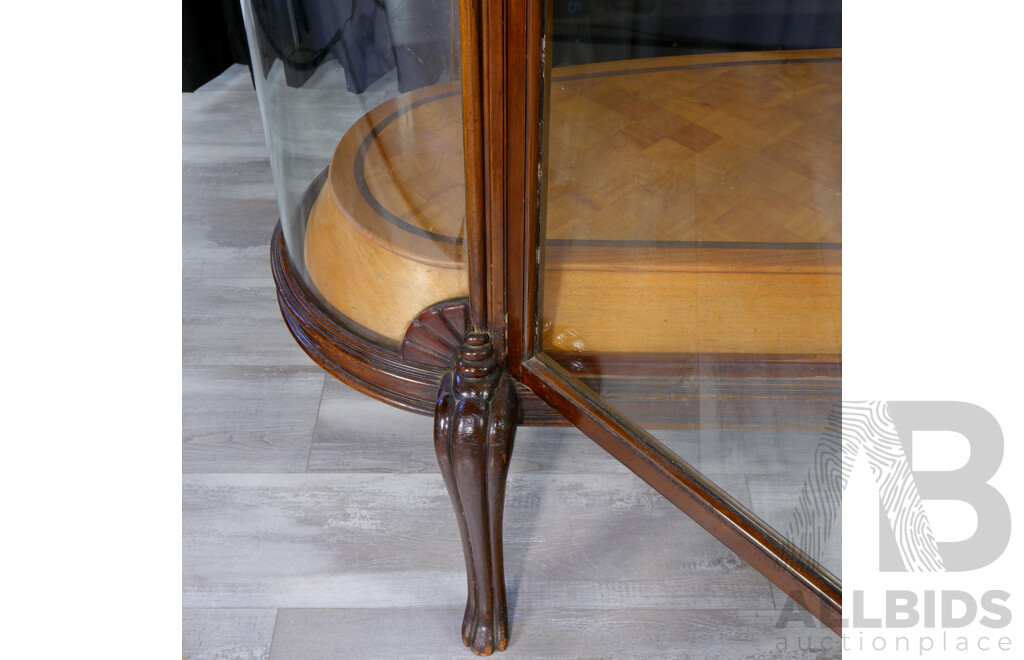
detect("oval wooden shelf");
top-left (276, 229), bottom-right (837, 431)
top-left (303, 49), bottom-right (841, 357)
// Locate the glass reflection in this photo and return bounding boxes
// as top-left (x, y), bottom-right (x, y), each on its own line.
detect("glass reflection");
top-left (241, 0), bottom-right (468, 345)
top-left (539, 0), bottom-right (842, 577)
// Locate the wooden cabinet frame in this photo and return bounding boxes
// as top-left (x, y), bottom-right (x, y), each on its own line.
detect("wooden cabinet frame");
top-left (271, 0), bottom-right (841, 653)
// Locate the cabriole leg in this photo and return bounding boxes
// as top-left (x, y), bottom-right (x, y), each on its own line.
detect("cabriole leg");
top-left (433, 332), bottom-right (517, 655)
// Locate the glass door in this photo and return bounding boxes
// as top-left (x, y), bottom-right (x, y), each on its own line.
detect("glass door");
top-left (513, 0), bottom-right (842, 630)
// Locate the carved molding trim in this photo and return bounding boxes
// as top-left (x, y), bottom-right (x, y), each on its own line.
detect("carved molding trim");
top-left (402, 299), bottom-right (470, 368)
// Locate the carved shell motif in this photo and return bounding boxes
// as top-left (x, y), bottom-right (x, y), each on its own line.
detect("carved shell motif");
top-left (402, 300), bottom-right (469, 368)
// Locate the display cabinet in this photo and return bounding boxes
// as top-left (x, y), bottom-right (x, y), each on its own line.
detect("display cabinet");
top-left (243, 0), bottom-right (841, 654)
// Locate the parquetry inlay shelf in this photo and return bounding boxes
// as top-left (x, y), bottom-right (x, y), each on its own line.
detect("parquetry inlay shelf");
top-left (304, 49), bottom-right (841, 355)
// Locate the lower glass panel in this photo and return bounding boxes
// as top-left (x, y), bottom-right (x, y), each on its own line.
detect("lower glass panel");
top-left (538, 3), bottom-right (842, 580)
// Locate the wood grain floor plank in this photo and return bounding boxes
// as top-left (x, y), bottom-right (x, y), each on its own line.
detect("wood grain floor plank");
top-left (183, 473), bottom-right (773, 610)
top-left (182, 279), bottom-right (313, 368)
top-left (308, 378), bottom-right (684, 474)
top-left (183, 366), bottom-right (324, 473)
top-left (182, 66), bottom-right (280, 284)
top-left (698, 427), bottom-right (831, 476)
top-left (746, 475), bottom-right (842, 570)
top-left (268, 607), bottom-right (839, 659)
top-left (182, 278), bottom-right (281, 324)
top-left (183, 608), bottom-right (277, 660)
top-left (181, 170), bottom-right (277, 282)
top-left (747, 473), bottom-right (843, 607)
top-left (192, 64), bottom-right (254, 92)
top-left (306, 377), bottom-right (436, 473)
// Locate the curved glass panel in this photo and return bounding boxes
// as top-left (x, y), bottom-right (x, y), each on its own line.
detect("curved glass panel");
top-left (538, 1), bottom-right (842, 579)
top-left (241, 0), bottom-right (468, 346)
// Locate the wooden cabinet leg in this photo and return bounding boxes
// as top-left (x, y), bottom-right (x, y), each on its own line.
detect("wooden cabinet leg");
top-left (433, 332), bottom-right (517, 656)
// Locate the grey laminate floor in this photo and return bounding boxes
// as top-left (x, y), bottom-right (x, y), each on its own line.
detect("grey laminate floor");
top-left (183, 64), bottom-right (840, 660)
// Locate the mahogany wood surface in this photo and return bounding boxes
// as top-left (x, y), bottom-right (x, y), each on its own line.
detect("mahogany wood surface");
top-left (459, 0), bottom-right (488, 332)
top-left (434, 332), bottom-right (518, 655)
top-left (402, 299), bottom-right (470, 368)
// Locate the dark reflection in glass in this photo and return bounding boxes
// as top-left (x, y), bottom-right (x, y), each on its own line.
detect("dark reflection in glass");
top-left (550, 0), bottom-right (840, 66)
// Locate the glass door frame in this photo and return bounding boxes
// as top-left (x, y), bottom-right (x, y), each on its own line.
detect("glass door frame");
top-left (458, 0), bottom-right (841, 631)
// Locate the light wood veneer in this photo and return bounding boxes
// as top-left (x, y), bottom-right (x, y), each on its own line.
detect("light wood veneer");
top-left (304, 49), bottom-right (840, 356)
